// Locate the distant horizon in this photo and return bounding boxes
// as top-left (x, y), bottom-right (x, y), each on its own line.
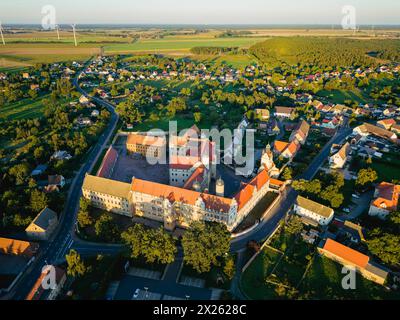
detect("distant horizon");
top-left (1, 1), bottom-right (399, 25)
top-left (3, 23), bottom-right (400, 29)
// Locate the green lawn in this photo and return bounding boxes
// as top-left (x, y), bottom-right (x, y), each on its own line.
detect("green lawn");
top-left (317, 89), bottom-right (368, 105)
top-left (0, 96), bottom-right (48, 122)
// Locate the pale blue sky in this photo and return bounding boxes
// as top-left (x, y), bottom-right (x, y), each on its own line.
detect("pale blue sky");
top-left (0, 0), bottom-right (399, 25)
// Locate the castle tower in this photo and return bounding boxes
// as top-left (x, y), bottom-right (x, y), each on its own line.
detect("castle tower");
top-left (216, 177), bottom-right (225, 197)
top-left (260, 144), bottom-right (274, 171)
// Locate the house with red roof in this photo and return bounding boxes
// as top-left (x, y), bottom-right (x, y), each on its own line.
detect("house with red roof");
top-left (318, 238), bottom-right (388, 285)
top-left (368, 182), bottom-right (400, 219)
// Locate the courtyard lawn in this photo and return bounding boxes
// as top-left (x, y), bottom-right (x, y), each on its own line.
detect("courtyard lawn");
top-left (234, 192), bottom-right (278, 233)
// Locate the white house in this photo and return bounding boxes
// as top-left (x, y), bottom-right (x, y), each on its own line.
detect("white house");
top-left (294, 196), bottom-right (334, 226)
top-left (25, 207), bottom-right (59, 241)
top-left (329, 142), bottom-right (351, 169)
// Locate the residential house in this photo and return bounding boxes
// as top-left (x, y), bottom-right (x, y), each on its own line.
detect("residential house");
top-left (273, 140), bottom-right (300, 160)
top-left (274, 107), bottom-right (295, 119)
top-left (353, 123), bottom-right (398, 143)
top-left (318, 238), bottom-right (388, 285)
top-left (31, 164), bottom-right (48, 177)
top-left (289, 120), bottom-right (310, 145)
top-left (25, 207), bottom-right (59, 241)
top-left (377, 119), bottom-right (397, 130)
top-left (368, 182), bottom-right (400, 219)
top-left (51, 151), bottom-right (72, 161)
top-left (79, 95), bottom-right (90, 105)
top-left (47, 175), bottom-right (65, 189)
top-left (329, 142), bottom-right (351, 169)
top-left (294, 196), bottom-right (334, 226)
top-left (255, 109), bottom-right (270, 121)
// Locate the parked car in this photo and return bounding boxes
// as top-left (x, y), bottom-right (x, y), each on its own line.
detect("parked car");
top-left (343, 208), bottom-right (351, 213)
top-left (132, 289), bottom-right (140, 300)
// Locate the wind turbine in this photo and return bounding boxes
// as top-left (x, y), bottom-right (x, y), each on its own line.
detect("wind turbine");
top-left (71, 24), bottom-right (77, 46)
top-left (0, 21), bottom-right (5, 45)
top-left (56, 24), bottom-right (60, 40)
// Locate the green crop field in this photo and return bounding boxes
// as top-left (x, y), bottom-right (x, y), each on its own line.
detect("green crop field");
top-left (104, 37), bottom-right (269, 53)
top-left (0, 96), bottom-right (49, 122)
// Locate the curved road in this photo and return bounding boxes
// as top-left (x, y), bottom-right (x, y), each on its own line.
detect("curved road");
top-left (6, 61), bottom-right (120, 300)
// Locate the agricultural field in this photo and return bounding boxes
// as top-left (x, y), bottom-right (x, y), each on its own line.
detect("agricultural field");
top-left (103, 37), bottom-right (269, 54)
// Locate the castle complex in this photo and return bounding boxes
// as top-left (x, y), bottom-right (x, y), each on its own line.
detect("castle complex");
top-left (82, 127), bottom-right (284, 232)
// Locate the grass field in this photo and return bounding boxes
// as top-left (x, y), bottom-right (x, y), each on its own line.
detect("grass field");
top-left (0, 95), bottom-right (49, 122)
top-left (316, 89), bottom-right (369, 105)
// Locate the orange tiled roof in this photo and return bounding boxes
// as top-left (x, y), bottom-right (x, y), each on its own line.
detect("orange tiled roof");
top-left (235, 183), bottom-right (255, 211)
top-left (249, 169), bottom-right (270, 190)
top-left (270, 179), bottom-right (284, 187)
top-left (183, 166), bottom-right (205, 190)
top-left (372, 182), bottom-right (400, 211)
top-left (0, 237), bottom-right (38, 257)
top-left (127, 134), bottom-right (166, 147)
top-left (322, 238), bottom-right (369, 269)
top-left (274, 141), bottom-right (289, 153)
top-left (286, 140), bottom-right (300, 155)
top-left (132, 178), bottom-right (232, 213)
top-left (235, 169), bottom-right (270, 211)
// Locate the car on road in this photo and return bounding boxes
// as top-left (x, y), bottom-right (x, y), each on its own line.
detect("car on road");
top-left (132, 289), bottom-right (140, 300)
top-left (352, 194), bottom-right (360, 199)
top-left (343, 208), bottom-right (351, 213)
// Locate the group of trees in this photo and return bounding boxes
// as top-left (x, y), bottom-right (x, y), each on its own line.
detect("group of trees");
top-left (181, 222), bottom-right (232, 275)
top-left (250, 37), bottom-right (400, 69)
top-left (292, 172), bottom-right (345, 208)
top-left (122, 224), bottom-right (177, 265)
top-left (367, 211), bottom-right (400, 268)
top-left (0, 64), bottom-right (111, 231)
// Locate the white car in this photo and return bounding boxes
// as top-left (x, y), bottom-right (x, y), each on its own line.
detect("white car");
top-left (343, 208), bottom-right (351, 213)
top-left (132, 289), bottom-right (140, 300)
top-left (352, 194), bottom-right (360, 199)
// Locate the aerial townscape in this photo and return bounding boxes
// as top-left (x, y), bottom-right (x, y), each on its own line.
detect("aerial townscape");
top-left (0, 1), bottom-right (400, 309)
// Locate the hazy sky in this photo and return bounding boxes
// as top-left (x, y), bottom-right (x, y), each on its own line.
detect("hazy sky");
top-left (0, 0), bottom-right (399, 25)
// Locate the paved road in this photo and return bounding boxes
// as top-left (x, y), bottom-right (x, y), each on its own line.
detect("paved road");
top-left (5, 60), bottom-right (120, 300)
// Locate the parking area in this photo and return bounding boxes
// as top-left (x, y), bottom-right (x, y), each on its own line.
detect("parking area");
top-left (128, 267), bottom-right (163, 280)
top-left (131, 289), bottom-right (162, 301)
top-left (179, 276), bottom-right (206, 288)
